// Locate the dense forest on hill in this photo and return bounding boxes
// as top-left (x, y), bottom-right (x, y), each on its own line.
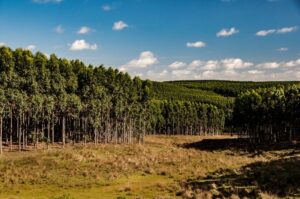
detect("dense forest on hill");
top-left (166, 80), bottom-right (300, 97)
top-left (0, 46), bottom-right (299, 152)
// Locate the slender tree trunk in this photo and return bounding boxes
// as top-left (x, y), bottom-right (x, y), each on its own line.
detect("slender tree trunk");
top-left (62, 116), bottom-right (65, 148)
top-left (22, 114), bottom-right (25, 150)
top-left (52, 120), bottom-right (55, 144)
top-left (0, 116), bottom-right (2, 155)
top-left (18, 117), bottom-right (21, 152)
top-left (10, 110), bottom-right (13, 151)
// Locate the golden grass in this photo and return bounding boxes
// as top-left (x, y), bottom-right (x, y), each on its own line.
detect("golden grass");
top-left (0, 135), bottom-right (293, 199)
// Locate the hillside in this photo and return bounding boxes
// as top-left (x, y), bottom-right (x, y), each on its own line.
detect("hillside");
top-left (164, 80), bottom-right (300, 97)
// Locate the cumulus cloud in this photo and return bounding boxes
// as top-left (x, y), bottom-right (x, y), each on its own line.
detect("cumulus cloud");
top-left (113, 21), bottom-right (128, 30)
top-left (256, 26), bottom-right (297, 36)
top-left (247, 70), bottom-right (264, 75)
top-left (126, 56), bottom-right (300, 81)
top-left (217, 27), bottom-right (239, 37)
top-left (77, 26), bottom-right (93, 34)
top-left (256, 62), bottom-right (280, 69)
top-left (69, 40), bottom-right (97, 51)
top-left (201, 60), bottom-right (219, 70)
top-left (190, 58), bottom-right (252, 71)
top-left (26, 45), bottom-right (36, 51)
top-left (32, 0), bottom-right (63, 4)
top-left (221, 58), bottom-right (253, 69)
top-left (121, 51), bottom-right (158, 70)
top-left (54, 25), bottom-right (64, 33)
top-left (102, 4), bottom-right (112, 11)
top-left (145, 70), bottom-right (169, 81)
top-left (284, 59), bottom-right (300, 67)
top-left (256, 29), bottom-right (276, 36)
top-left (169, 61), bottom-right (187, 69)
top-left (277, 47), bottom-right (288, 52)
top-left (172, 70), bottom-right (191, 77)
top-left (186, 41), bottom-right (206, 48)
top-left (0, 42), bottom-right (6, 47)
top-left (277, 26), bottom-right (297, 34)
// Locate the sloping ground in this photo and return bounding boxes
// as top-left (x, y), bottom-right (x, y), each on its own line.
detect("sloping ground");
top-left (0, 135), bottom-right (298, 199)
top-left (166, 80), bottom-right (300, 97)
top-left (152, 82), bottom-right (234, 108)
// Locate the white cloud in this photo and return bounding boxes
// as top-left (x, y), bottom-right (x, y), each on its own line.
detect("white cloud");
top-left (186, 41), bottom-right (206, 48)
top-left (121, 51), bottom-right (158, 69)
top-left (113, 21), bottom-right (128, 30)
top-left (26, 45), bottom-right (36, 51)
top-left (202, 60), bottom-right (219, 70)
top-left (277, 26), bottom-right (297, 34)
top-left (256, 29), bottom-right (276, 36)
top-left (221, 58), bottom-right (253, 69)
top-left (102, 4), bottom-right (112, 11)
top-left (169, 61), bottom-right (187, 69)
top-left (277, 47), bottom-right (288, 52)
top-left (189, 60), bottom-right (204, 68)
top-left (69, 40), bottom-right (97, 51)
top-left (217, 27), bottom-right (239, 37)
top-left (247, 70), bottom-right (264, 75)
top-left (54, 25), bottom-right (64, 33)
top-left (172, 70), bottom-right (191, 77)
top-left (146, 70), bottom-right (169, 81)
top-left (284, 59), bottom-right (300, 67)
top-left (256, 62), bottom-right (280, 69)
top-left (256, 26), bottom-right (297, 36)
top-left (32, 0), bottom-right (63, 4)
top-left (130, 57), bottom-right (300, 81)
top-left (77, 26), bottom-right (93, 34)
top-left (0, 42), bottom-right (6, 47)
top-left (202, 70), bottom-right (215, 78)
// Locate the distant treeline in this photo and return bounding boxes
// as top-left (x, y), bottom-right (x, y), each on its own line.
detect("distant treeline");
top-left (155, 78), bottom-right (300, 144)
top-left (166, 80), bottom-right (300, 97)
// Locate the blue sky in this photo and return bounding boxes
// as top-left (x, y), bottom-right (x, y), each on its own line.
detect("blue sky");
top-left (0, 0), bottom-right (300, 81)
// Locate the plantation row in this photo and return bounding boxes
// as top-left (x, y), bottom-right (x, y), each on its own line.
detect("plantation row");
top-left (0, 47), bottom-right (225, 152)
top-left (234, 85), bottom-right (300, 143)
top-left (149, 100), bottom-right (225, 136)
top-left (153, 82), bottom-right (234, 109)
top-left (167, 80), bottom-right (300, 97)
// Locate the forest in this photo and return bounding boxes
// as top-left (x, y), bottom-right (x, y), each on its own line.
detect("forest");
top-left (0, 46), bottom-right (300, 154)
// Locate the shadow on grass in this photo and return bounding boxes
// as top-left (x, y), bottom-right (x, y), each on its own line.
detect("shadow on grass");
top-left (181, 138), bottom-right (300, 153)
top-left (181, 157), bottom-right (300, 198)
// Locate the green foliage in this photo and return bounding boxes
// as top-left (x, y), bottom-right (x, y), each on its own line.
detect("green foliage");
top-left (153, 81), bottom-right (234, 109)
top-left (234, 85), bottom-right (300, 143)
top-left (166, 80), bottom-right (300, 97)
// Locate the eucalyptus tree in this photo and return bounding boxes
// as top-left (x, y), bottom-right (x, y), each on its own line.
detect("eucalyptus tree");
top-left (0, 88), bottom-right (6, 154)
top-left (31, 94), bottom-right (44, 148)
top-left (65, 94), bottom-right (82, 144)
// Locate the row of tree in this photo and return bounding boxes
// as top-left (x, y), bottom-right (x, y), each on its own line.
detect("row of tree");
top-left (148, 100), bottom-right (225, 136)
top-left (168, 80), bottom-right (299, 97)
top-left (0, 47), bottom-right (227, 152)
top-left (0, 47), bottom-right (156, 153)
top-left (233, 85), bottom-right (300, 144)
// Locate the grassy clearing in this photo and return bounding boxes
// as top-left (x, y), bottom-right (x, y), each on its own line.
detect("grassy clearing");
top-left (0, 135), bottom-right (298, 199)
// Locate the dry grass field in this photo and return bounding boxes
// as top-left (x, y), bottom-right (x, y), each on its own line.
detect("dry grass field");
top-left (0, 135), bottom-right (299, 199)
